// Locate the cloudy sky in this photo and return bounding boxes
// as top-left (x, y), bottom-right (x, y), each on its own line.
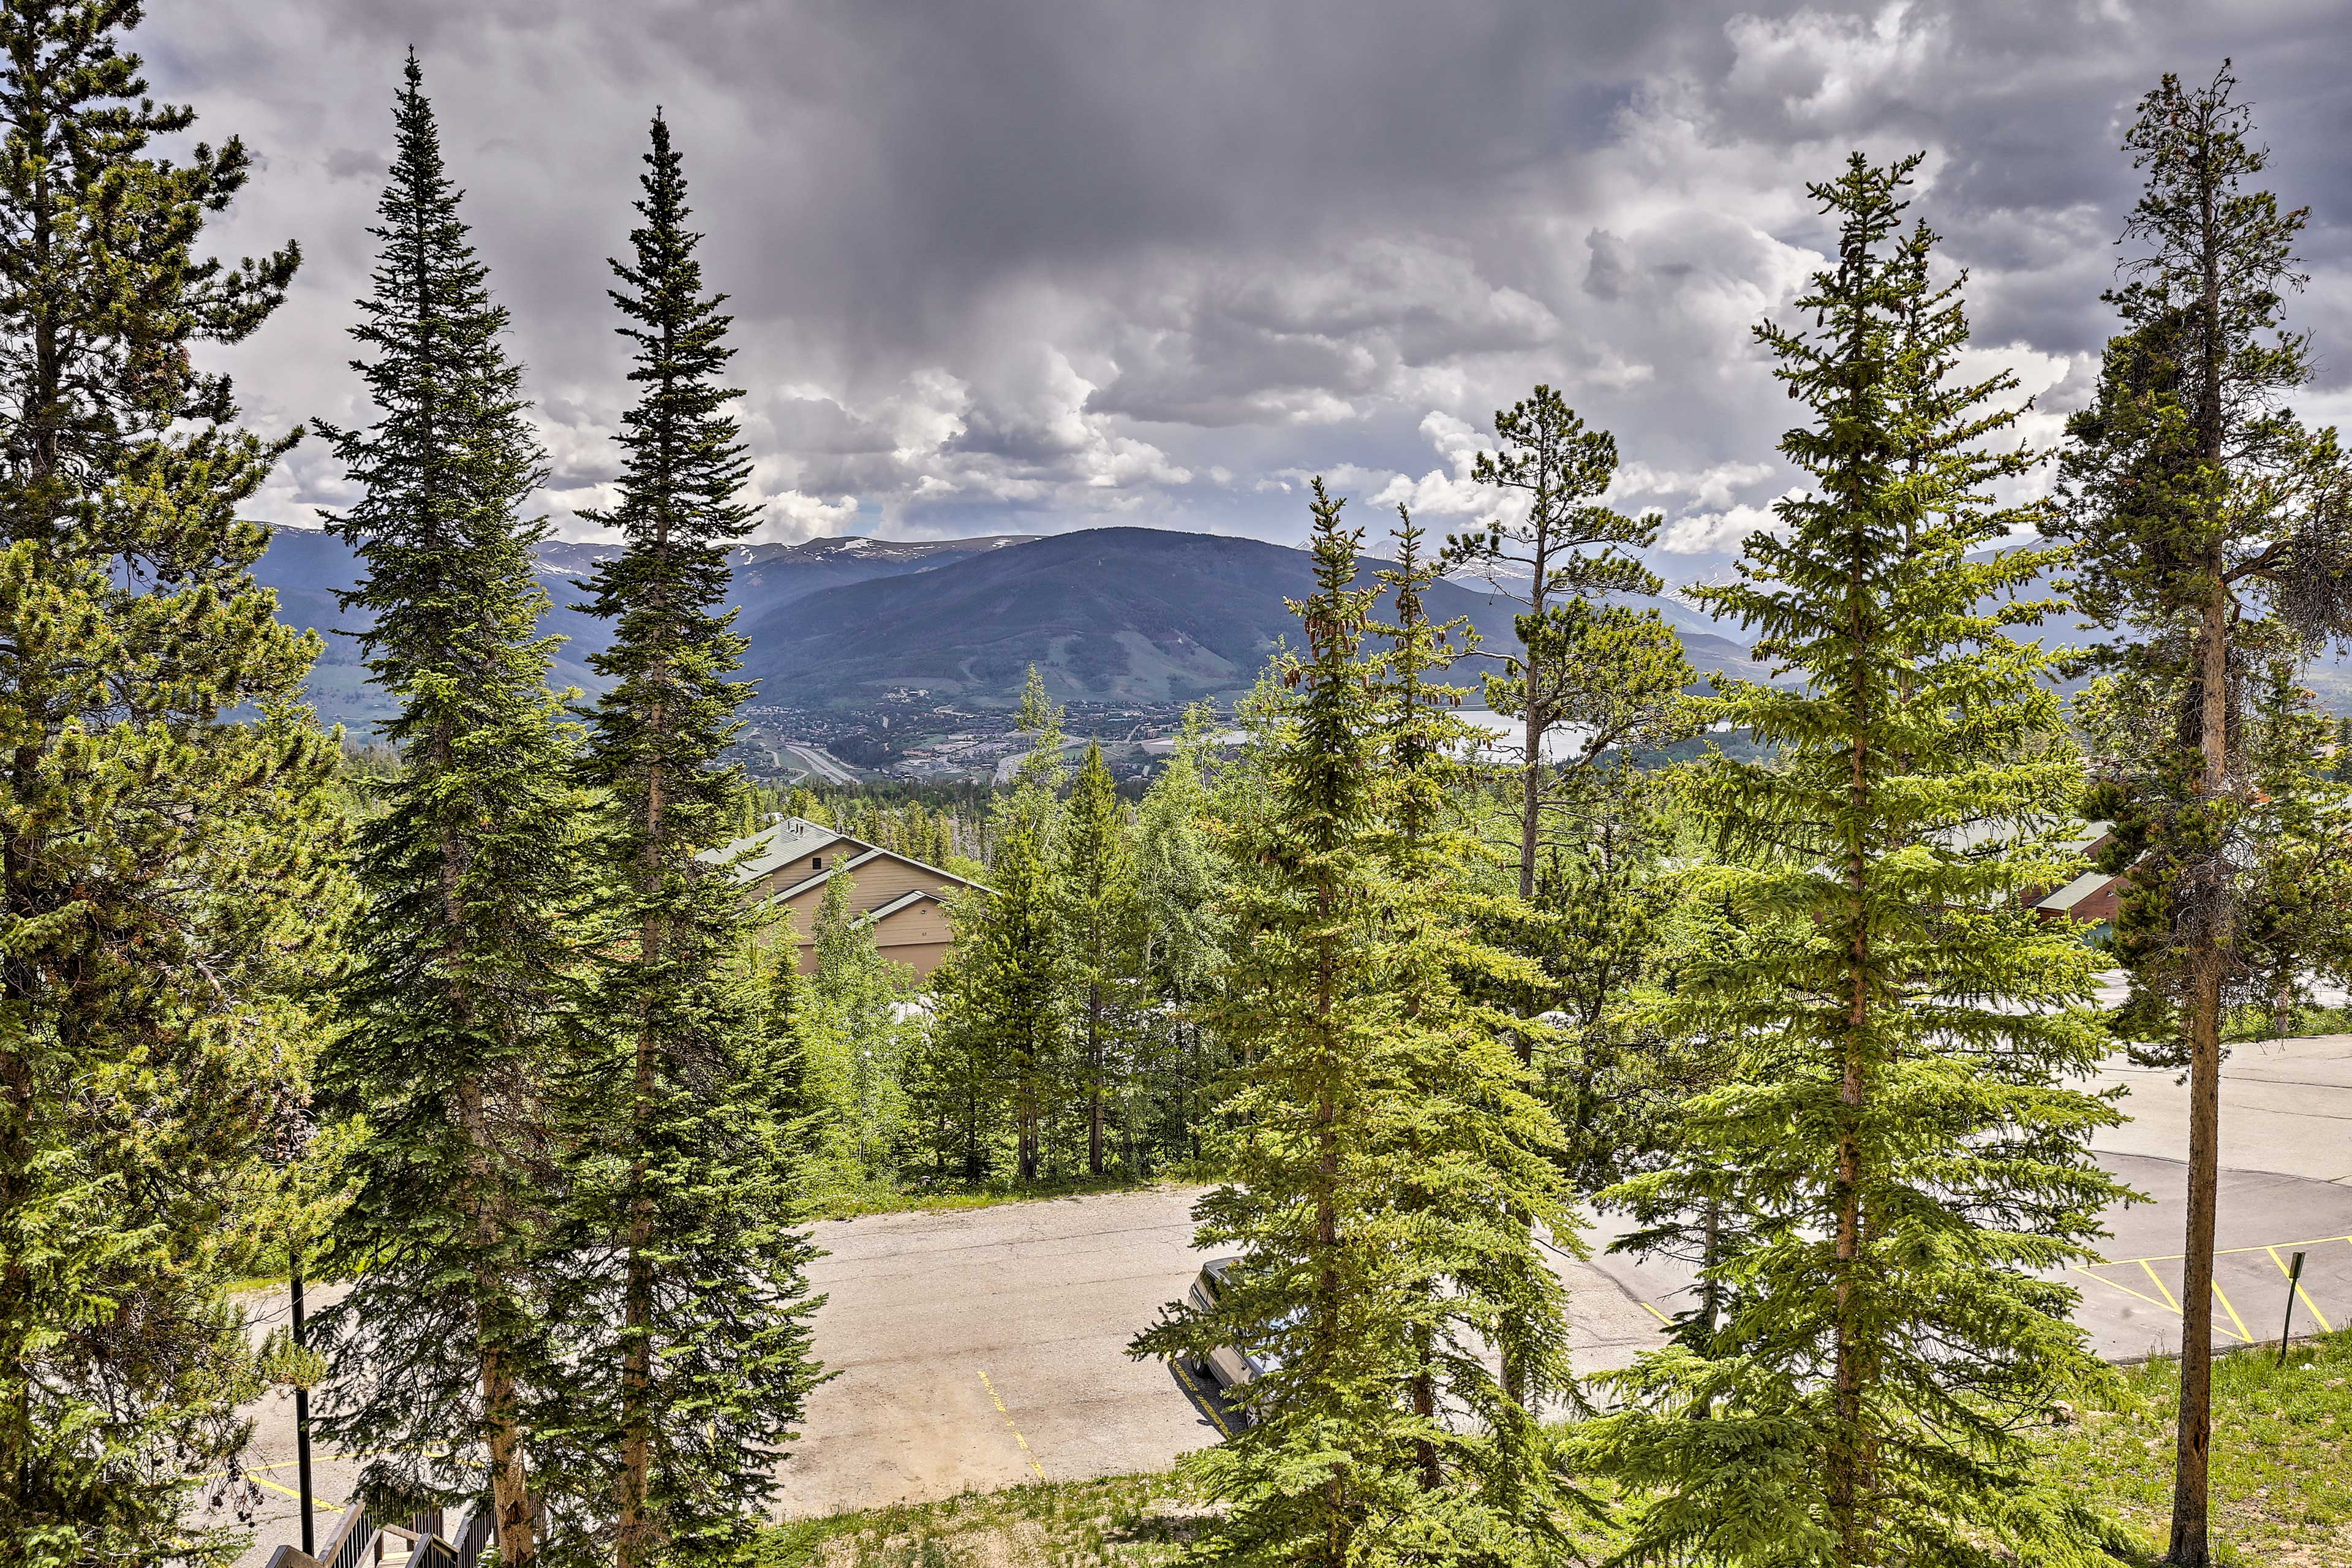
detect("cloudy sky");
top-left (145, 0), bottom-right (2352, 578)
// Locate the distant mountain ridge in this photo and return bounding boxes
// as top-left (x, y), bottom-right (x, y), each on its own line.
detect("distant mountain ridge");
top-left (251, 522), bottom-right (1772, 726)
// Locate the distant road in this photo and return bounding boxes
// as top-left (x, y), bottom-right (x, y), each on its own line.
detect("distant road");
top-left (777, 741), bottom-right (861, 785)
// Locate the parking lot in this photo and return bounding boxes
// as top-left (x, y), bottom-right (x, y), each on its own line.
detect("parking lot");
top-left (216, 1026), bottom-right (2352, 1554)
top-left (1587, 1028), bottom-right (2352, 1362)
top-left (775, 1185), bottom-right (1665, 1517)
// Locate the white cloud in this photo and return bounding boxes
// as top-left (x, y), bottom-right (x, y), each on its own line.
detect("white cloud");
top-left (1723, 2), bottom-right (1948, 127)
top-left (160, 0), bottom-right (2349, 567)
top-left (1657, 494), bottom-right (1796, 554)
top-left (753, 490), bottom-right (861, 544)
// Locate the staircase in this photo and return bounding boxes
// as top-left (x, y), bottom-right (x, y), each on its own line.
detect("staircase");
top-left (263, 1501), bottom-right (495, 1568)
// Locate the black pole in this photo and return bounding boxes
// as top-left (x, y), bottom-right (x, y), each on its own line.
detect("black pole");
top-left (2278, 1250), bottom-right (2307, 1366)
top-left (292, 1242), bottom-right (315, 1557)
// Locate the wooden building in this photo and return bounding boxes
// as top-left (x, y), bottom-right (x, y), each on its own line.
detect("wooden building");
top-left (707, 816), bottom-right (986, 977)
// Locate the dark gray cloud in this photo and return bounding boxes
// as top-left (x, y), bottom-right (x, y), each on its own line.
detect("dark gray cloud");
top-left (142, 0), bottom-right (2352, 571)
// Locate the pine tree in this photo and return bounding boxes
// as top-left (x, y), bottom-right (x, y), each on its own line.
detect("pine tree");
top-left (1365, 509), bottom-right (1592, 1555)
top-left (1058, 742), bottom-right (1143, 1176)
top-left (2051, 65), bottom-right (2352, 1563)
top-left (804, 871), bottom-right (916, 1188)
top-left (561, 113), bottom-right (821, 1567)
top-left (309, 57), bottom-right (581, 1562)
top-left (1134, 483), bottom-right (1447, 1563)
top-left (952, 673), bottom-right (1068, 1180)
top-left (1574, 156), bottom-right (2127, 1567)
top-left (1132, 707), bottom-right (1228, 1166)
top-left (0, 5), bottom-right (341, 1559)
top-left (1440, 385), bottom-right (1687, 903)
top-left (2236, 664), bottom-right (2352, 1041)
top-left (760, 930), bottom-right (822, 1141)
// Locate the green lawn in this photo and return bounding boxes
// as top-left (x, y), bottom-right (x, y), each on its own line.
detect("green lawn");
top-left (759, 1332), bottom-right (2352, 1567)
top-left (2052, 1332), bottom-right (2352, 1565)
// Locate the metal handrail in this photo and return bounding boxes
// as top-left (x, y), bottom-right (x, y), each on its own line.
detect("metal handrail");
top-left (263, 1506), bottom-right (459, 1568)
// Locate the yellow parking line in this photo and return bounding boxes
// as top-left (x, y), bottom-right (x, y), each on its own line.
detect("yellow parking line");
top-left (1640, 1302), bottom-right (1672, 1324)
top-left (2138, 1259), bottom-right (2181, 1313)
top-left (2267, 1246), bottom-right (2333, 1334)
top-left (242, 1472), bottom-right (344, 1512)
top-left (2098, 1232), bottom-right (2352, 1268)
top-left (976, 1368), bottom-right (1046, 1482)
top-left (1169, 1360), bottom-right (1235, 1441)
top-left (2209, 1281), bottom-right (2255, 1344)
top-left (2072, 1267), bottom-right (2179, 1314)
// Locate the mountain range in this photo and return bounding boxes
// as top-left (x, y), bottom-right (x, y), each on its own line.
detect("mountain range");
top-left (246, 523), bottom-right (1765, 728)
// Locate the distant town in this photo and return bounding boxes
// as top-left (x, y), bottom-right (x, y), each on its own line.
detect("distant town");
top-left (733, 698), bottom-right (1197, 784)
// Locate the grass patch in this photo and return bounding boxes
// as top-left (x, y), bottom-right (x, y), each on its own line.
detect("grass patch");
top-left (758, 1474), bottom-right (1200, 1568)
top-left (805, 1173), bottom-right (1203, 1224)
top-left (760, 1332), bottom-right (2352, 1566)
top-left (2222, 1002), bottom-right (2352, 1044)
top-left (2054, 1330), bottom-right (2352, 1565)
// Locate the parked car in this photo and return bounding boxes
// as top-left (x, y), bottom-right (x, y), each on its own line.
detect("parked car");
top-left (1181, 1256), bottom-right (1276, 1412)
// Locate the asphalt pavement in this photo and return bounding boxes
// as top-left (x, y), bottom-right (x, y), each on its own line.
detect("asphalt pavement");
top-left (772, 1186), bottom-right (1663, 1517)
top-left (213, 1007), bottom-right (2352, 1552)
top-left (1584, 1023), bottom-right (2352, 1362)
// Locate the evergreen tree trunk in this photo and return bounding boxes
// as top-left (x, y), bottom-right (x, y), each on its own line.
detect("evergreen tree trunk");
top-left (2166, 579), bottom-right (2234, 1566)
top-left (2049, 69), bottom-right (2352, 1563)
top-left (2169, 959), bottom-right (2223, 1564)
top-left (1577, 155), bottom-right (2128, 1567)
top-left (1088, 988), bottom-right (1106, 1177)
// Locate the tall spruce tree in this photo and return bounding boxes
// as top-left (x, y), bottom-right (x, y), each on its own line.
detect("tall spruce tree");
top-left (1058, 742), bottom-right (1142, 1176)
top-left (310, 58), bottom-right (580, 1564)
top-left (2051, 64), bottom-right (2352, 1564)
top-left (1575, 156), bottom-right (2127, 1567)
top-left (956, 672), bottom-right (1068, 1180)
top-left (1131, 707), bottom-right (1226, 1166)
top-left (1136, 482), bottom-right (1575, 1564)
top-left (1135, 482), bottom-right (1406, 1562)
top-left (1365, 510), bottom-right (1592, 1555)
top-left (0, 5), bottom-right (341, 1561)
top-left (564, 114), bottom-right (821, 1567)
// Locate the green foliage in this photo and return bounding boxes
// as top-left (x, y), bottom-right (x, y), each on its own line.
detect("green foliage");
top-left (921, 676), bottom-right (1068, 1182)
top-left (1441, 384), bottom-right (1692, 898)
top-left (1574, 156), bottom-right (2127, 1568)
top-left (2057, 62), bottom-right (2352, 1057)
top-left (1129, 707), bottom-right (1230, 1167)
top-left (557, 114), bottom-right (821, 1566)
top-left (1366, 509), bottom-right (1594, 1544)
top-left (0, 4), bottom-right (343, 1561)
top-left (1060, 743), bottom-right (1147, 1177)
top-left (802, 873), bottom-right (919, 1189)
top-left (2054, 69), bottom-right (2352, 1560)
top-left (1135, 485), bottom-right (1585, 1566)
top-left (309, 56), bottom-right (583, 1556)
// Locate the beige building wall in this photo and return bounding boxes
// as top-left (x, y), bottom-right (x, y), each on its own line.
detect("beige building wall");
top-left (760, 848), bottom-right (970, 978)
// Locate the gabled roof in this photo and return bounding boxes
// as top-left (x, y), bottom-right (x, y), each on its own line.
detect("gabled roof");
top-left (2036, 867), bottom-right (2120, 914)
top-left (766, 845), bottom-right (892, 903)
top-left (701, 816), bottom-right (853, 883)
top-left (859, 888), bottom-right (947, 927)
top-left (702, 816), bottom-right (991, 907)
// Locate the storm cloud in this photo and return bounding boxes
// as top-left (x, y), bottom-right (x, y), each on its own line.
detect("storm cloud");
top-left (146, 0), bottom-right (2352, 578)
